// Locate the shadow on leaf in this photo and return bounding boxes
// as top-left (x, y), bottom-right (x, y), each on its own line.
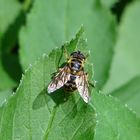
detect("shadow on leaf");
top-left (32, 88), bottom-right (75, 110)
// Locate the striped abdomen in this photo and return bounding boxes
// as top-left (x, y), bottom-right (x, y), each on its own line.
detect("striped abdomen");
top-left (64, 75), bottom-right (77, 92)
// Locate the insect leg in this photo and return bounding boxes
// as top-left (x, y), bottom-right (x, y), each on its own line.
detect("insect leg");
top-left (89, 80), bottom-right (97, 88)
top-left (84, 50), bottom-right (90, 58)
top-left (85, 72), bottom-right (96, 88)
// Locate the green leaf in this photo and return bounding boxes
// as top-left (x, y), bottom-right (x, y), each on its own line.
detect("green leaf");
top-left (0, 0), bottom-right (21, 36)
top-left (0, 89), bottom-right (12, 107)
top-left (0, 0), bottom-right (22, 90)
top-left (101, 0), bottom-right (118, 8)
top-left (91, 90), bottom-right (140, 140)
top-left (104, 1), bottom-right (140, 92)
top-left (111, 76), bottom-right (140, 117)
top-left (0, 53), bottom-right (22, 90)
top-left (19, 0), bottom-right (116, 88)
top-left (0, 28), bottom-right (96, 140)
top-left (22, 0), bottom-right (33, 12)
top-left (0, 63), bottom-right (15, 89)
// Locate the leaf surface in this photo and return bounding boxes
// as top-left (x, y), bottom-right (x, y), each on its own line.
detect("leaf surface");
top-left (111, 76), bottom-right (140, 117)
top-left (91, 90), bottom-right (140, 140)
top-left (0, 0), bottom-right (21, 36)
top-left (0, 0), bottom-right (22, 90)
top-left (0, 89), bottom-right (12, 107)
top-left (101, 0), bottom-right (118, 8)
top-left (104, 1), bottom-right (140, 92)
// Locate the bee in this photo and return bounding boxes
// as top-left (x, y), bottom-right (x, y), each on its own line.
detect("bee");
top-left (47, 50), bottom-right (90, 103)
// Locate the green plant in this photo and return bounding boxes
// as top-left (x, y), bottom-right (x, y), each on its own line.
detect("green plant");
top-left (0, 0), bottom-right (140, 139)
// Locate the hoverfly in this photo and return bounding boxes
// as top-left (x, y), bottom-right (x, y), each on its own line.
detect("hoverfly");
top-left (47, 50), bottom-right (91, 103)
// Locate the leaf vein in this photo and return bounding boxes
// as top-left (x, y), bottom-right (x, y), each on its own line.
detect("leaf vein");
top-left (43, 105), bottom-right (57, 140)
top-left (70, 119), bottom-right (84, 140)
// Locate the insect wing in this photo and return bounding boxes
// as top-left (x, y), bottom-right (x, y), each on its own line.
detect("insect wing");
top-left (75, 72), bottom-right (90, 103)
top-left (48, 66), bottom-right (70, 93)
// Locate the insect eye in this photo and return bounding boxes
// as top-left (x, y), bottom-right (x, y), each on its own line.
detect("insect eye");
top-left (79, 54), bottom-right (85, 60)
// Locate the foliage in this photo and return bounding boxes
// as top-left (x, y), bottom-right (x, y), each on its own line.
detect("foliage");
top-left (0, 0), bottom-right (140, 139)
